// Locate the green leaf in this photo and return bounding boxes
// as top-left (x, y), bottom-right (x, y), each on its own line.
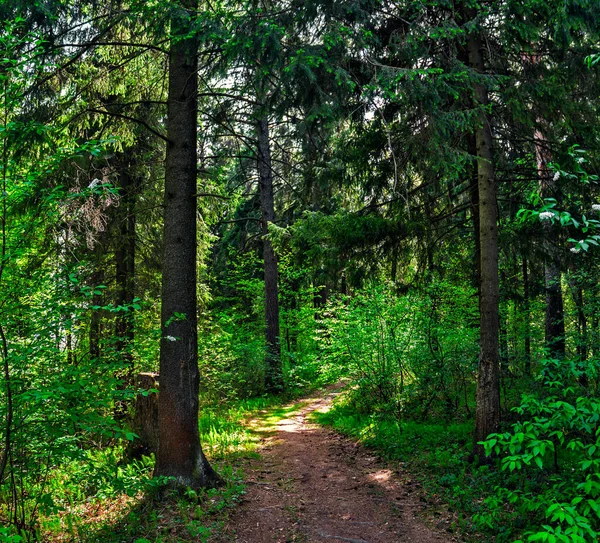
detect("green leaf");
top-left (535, 456), bottom-right (543, 469)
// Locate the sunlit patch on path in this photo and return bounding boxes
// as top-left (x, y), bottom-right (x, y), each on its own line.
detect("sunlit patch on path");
top-left (213, 386), bottom-right (460, 543)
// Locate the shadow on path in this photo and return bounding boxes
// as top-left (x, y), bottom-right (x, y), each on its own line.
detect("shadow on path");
top-left (216, 387), bottom-right (461, 543)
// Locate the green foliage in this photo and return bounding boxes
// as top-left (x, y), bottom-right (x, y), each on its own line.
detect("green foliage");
top-left (316, 281), bottom-right (478, 420)
top-left (198, 312), bottom-right (266, 403)
top-left (0, 0), bottom-right (599, 541)
top-left (0, 18), bottom-right (144, 535)
top-left (517, 146), bottom-right (600, 255)
top-left (482, 357), bottom-right (600, 542)
top-left (200, 251), bottom-right (267, 402)
top-left (0, 527), bottom-right (22, 543)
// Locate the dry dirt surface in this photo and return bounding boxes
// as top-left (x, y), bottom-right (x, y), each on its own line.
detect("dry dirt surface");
top-left (216, 388), bottom-right (461, 543)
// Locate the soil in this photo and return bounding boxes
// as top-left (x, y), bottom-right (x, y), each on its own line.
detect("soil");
top-left (216, 387), bottom-right (461, 543)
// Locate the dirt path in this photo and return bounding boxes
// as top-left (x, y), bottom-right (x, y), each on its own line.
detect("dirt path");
top-left (216, 388), bottom-right (460, 543)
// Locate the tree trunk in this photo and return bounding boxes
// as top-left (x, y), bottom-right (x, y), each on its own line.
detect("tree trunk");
top-left (313, 278), bottom-right (329, 314)
top-left (390, 247), bottom-right (398, 283)
top-left (129, 372), bottom-right (160, 459)
top-left (522, 257), bottom-right (531, 375)
top-left (523, 52), bottom-right (566, 359)
top-left (89, 264), bottom-right (103, 360)
top-left (467, 133), bottom-right (481, 294)
top-left (537, 132), bottom-right (565, 358)
top-left (467, 30), bottom-right (501, 462)
top-left (154, 0), bottom-right (219, 488)
top-left (115, 160), bottom-right (136, 385)
top-left (567, 269), bottom-right (588, 386)
top-left (257, 117), bottom-right (283, 392)
top-left (287, 276), bottom-right (300, 353)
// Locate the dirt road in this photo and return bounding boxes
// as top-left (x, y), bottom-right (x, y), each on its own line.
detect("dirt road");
top-left (217, 388), bottom-right (459, 543)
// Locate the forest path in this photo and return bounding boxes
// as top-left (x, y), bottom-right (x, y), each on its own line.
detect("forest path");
top-left (215, 386), bottom-right (459, 543)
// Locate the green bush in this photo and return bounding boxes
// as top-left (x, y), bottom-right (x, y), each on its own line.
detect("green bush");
top-left (482, 357), bottom-right (600, 543)
top-left (316, 281), bottom-right (478, 420)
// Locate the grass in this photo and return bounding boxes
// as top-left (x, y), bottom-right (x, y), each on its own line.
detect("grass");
top-left (2, 384), bottom-right (511, 543)
top-left (29, 392), bottom-right (311, 543)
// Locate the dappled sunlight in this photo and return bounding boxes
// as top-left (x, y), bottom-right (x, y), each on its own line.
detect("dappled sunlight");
top-left (277, 416), bottom-right (306, 433)
top-left (366, 469), bottom-right (393, 485)
top-left (42, 491), bottom-right (147, 543)
top-left (224, 385), bottom-right (450, 543)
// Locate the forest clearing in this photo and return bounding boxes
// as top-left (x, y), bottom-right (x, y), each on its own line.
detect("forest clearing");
top-left (1, 1), bottom-right (599, 542)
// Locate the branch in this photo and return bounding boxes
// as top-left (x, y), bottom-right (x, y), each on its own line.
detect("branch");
top-left (56, 40), bottom-right (168, 54)
top-left (219, 217), bottom-right (262, 224)
top-left (29, 13), bottom-right (129, 95)
top-left (195, 192), bottom-right (231, 200)
top-left (197, 91), bottom-right (260, 106)
top-left (88, 108), bottom-right (169, 143)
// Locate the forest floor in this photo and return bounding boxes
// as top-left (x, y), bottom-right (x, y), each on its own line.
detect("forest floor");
top-left (213, 385), bottom-right (460, 543)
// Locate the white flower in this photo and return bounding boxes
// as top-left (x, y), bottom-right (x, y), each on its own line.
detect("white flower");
top-left (553, 172), bottom-right (560, 181)
top-left (578, 157), bottom-right (585, 164)
top-left (571, 247), bottom-right (581, 254)
top-left (592, 204), bottom-right (600, 212)
top-left (539, 211), bottom-right (554, 221)
top-left (165, 335), bottom-right (177, 342)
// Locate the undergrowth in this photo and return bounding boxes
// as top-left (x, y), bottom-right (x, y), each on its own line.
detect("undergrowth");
top-left (19, 393), bottom-right (307, 543)
top-left (315, 361), bottom-right (600, 543)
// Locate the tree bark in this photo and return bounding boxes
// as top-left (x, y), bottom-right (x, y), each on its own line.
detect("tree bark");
top-left (129, 372), bottom-right (160, 459)
top-left (257, 117), bottom-right (283, 392)
top-left (89, 263), bottom-right (104, 360)
top-left (115, 159), bottom-right (136, 383)
top-left (536, 130), bottom-right (565, 358)
top-left (467, 30), bottom-right (501, 462)
top-left (467, 133), bottom-right (481, 294)
top-left (567, 268), bottom-right (588, 386)
top-left (154, 0), bottom-right (219, 488)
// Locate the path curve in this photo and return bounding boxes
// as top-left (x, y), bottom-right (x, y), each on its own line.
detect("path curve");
top-left (217, 388), bottom-right (460, 543)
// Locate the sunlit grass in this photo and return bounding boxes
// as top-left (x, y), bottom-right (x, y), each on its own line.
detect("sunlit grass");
top-left (36, 392), bottom-right (311, 543)
top-left (198, 397), bottom-right (308, 457)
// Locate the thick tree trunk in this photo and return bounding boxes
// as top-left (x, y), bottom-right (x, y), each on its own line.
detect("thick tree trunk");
top-left (257, 118), bottom-right (283, 392)
top-left (467, 31), bottom-right (501, 462)
top-left (154, 0), bottom-right (219, 488)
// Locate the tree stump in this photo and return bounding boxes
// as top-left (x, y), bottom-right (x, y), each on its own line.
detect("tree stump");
top-left (128, 372), bottom-right (159, 459)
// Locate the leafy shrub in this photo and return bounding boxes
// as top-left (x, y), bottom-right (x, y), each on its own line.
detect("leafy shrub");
top-left (482, 357), bottom-right (600, 543)
top-left (317, 281), bottom-right (478, 420)
top-left (198, 312), bottom-right (266, 405)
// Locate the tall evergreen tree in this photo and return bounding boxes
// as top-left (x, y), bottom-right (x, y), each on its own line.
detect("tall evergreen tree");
top-left (465, 8), bottom-right (501, 461)
top-left (155, 0), bottom-right (219, 488)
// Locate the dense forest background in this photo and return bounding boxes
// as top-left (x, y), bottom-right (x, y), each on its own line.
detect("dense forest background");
top-left (0, 0), bottom-right (599, 541)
